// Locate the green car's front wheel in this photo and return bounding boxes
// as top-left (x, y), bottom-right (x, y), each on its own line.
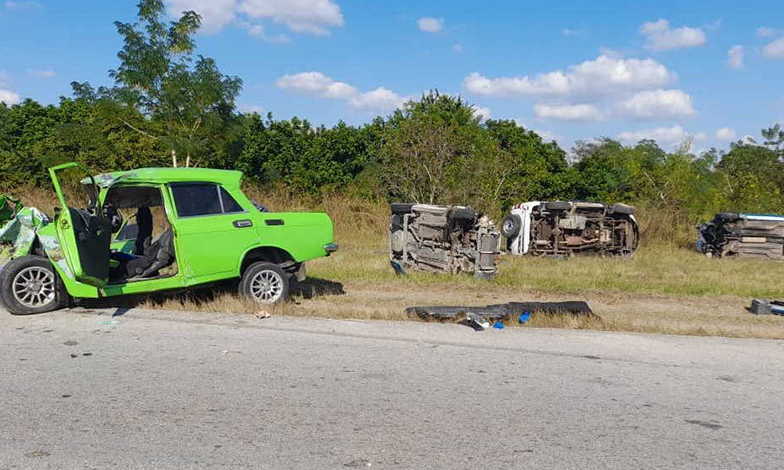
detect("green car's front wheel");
top-left (0, 256), bottom-right (68, 315)
top-left (239, 262), bottom-right (290, 304)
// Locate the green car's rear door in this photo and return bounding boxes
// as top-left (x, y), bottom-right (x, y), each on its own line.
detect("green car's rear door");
top-left (49, 163), bottom-right (113, 287)
top-left (167, 182), bottom-right (259, 282)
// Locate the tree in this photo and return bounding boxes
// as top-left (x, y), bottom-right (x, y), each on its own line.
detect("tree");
top-left (378, 92), bottom-right (506, 210)
top-left (88, 0), bottom-right (242, 167)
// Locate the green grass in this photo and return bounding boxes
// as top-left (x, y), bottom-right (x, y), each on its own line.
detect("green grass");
top-left (307, 235), bottom-right (784, 300)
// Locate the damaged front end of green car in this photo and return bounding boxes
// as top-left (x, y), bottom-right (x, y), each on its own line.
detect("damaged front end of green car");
top-left (0, 197), bottom-right (54, 261)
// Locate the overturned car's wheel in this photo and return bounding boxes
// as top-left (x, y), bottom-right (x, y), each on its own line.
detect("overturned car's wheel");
top-left (239, 262), bottom-right (290, 304)
top-left (716, 212), bottom-right (740, 223)
top-left (501, 214), bottom-right (522, 238)
top-left (544, 201), bottom-right (571, 211)
top-left (0, 256), bottom-right (68, 315)
top-left (390, 203), bottom-right (415, 215)
top-left (608, 203), bottom-right (635, 215)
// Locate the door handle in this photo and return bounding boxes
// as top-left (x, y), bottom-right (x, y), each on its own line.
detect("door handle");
top-left (233, 219), bottom-right (253, 228)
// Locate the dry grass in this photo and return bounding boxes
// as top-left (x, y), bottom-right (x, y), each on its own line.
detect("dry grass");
top-left (8, 185), bottom-right (784, 339)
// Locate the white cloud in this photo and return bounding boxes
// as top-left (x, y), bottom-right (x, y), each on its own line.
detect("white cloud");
top-left (757, 26), bottom-right (780, 38)
top-left (277, 72), bottom-right (408, 112)
top-left (727, 45), bottom-right (744, 69)
top-left (464, 54), bottom-right (673, 99)
top-left (276, 71), bottom-right (357, 99)
top-left (534, 103), bottom-right (603, 121)
top-left (616, 89), bottom-right (695, 119)
top-left (0, 89), bottom-right (20, 105)
top-left (167, 0), bottom-right (238, 33)
top-left (640, 19), bottom-right (706, 51)
top-left (763, 37), bottom-right (784, 59)
top-left (239, 104), bottom-right (264, 114)
top-left (26, 68), bottom-right (55, 78)
top-left (473, 106), bottom-right (491, 121)
top-left (452, 43), bottom-right (464, 54)
top-left (618, 126), bottom-right (705, 147)
top-left (349, 87), bottom-right (407, 112)
top-left (716, 127), bottom-right (736, 141)
top-left (561, 28), bottom-right (581, 37)
top-left (240, 0), bottom-right (343, 35)
top-left (417, 17), bottom-right (443, 33)
top-left (166, 0), bottom-right (343, 36)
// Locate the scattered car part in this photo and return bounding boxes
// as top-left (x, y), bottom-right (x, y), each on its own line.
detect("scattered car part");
top-left (504, 201), bottom-right (639, 257)
top-left (406, 301), bottom-right (594, 324)
top-left (389, 203), bottom-right (500, 279)
top-left (749, 299), bottom-right (784, 315)
top-left (0, 162), bottom-right (337, 314)
top-left (697, 213), bottom-right (784, 260)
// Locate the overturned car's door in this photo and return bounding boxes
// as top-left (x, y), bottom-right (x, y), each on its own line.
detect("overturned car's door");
top-left (49, 163), bottom-right (113, 287)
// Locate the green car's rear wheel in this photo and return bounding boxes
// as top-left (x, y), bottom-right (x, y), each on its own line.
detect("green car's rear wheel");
top-left (0, 256), bottom-right (68, 315)
top-left (239, 262), bottom-right (290, 304)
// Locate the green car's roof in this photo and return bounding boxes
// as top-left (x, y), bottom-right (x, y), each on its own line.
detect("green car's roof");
top-left (89, 167), bottom-right (244, 188)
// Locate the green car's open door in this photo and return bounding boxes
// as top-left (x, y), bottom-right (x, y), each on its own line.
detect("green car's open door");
top-left (49, 163), bottom-right (113, 287)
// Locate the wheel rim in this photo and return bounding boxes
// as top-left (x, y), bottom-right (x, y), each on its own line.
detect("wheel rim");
top-left (249, 269), bottom-right (284, 303)
top-left (503, 220), bottom-right (514, 233)
top-left (12, 266), bottom-right (56, 308)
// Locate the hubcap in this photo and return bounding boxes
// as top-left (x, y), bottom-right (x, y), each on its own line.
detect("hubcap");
top-left (12, 266), bottom-right (56, 308)
top-left (249, 269), bottom-right (284, 303)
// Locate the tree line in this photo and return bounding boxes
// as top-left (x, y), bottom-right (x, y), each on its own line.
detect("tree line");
top-left (1, 0), bottom-right (783, 226)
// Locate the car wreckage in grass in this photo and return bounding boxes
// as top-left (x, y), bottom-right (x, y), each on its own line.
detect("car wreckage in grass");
top-left (698, 212), bottom-right (784, 260)
top-left (502, 201), bottom-right (639, 257)
top-left (0, 163), bottom-right (337, 315)
top-left (388, 203), bottom-right (500, 279)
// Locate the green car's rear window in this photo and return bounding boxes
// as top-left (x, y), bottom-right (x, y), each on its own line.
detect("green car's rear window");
top-left (171, 183), bottom-right (245, 217)
top-left (171, 183), bottom-right (222, 217)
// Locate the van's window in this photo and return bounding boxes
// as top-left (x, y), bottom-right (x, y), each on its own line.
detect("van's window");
top-left (171, 183), bottom-right (222, 217)
top-left (219, 187), bottom-right (244, 213)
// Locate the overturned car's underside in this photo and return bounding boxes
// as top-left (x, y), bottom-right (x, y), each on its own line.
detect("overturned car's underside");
top-left (503, 201), bottom-right (639, 257)
top-left (389, 203), bottom-right (500, 279)
top-left (698, 213), bottom-right (784, 260)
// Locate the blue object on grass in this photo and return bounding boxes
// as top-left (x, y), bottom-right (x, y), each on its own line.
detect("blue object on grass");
top-left (518, 312), bottom-right (531, 324)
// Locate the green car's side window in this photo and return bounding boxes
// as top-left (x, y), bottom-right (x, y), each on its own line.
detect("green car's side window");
top-left (170, 183), bottom-right (245, 218)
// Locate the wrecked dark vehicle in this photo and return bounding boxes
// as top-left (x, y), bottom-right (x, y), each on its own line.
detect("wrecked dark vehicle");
top-left (389, 203), bottom-right (500, 279)
top-left (502, 201), bottom-right (639, 257)
top-left (697, 213), bottom-right (784, 260)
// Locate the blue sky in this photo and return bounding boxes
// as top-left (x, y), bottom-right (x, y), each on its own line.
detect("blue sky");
top-left (1, 0), bottom-right (783, 152)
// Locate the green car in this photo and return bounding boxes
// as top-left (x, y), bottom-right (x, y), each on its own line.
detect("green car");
top-left (0, 163), bottom-right (337, 315)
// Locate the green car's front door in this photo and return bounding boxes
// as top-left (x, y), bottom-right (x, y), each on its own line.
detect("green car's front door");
top-left (167, 182), bottom-right (259, 283)
top-left (49, 163), bottom-right (113, 287)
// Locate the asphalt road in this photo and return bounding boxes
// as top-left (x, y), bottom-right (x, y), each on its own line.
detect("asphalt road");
top-left (2, 306), bottom-right (784, 469)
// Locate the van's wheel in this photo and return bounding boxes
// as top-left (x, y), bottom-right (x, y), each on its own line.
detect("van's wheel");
top-left (501, 214), bottom-right (522, 238)
top-left (239, 262), bottom-right (290, 304)
top-left (0, 256), bottom-right (68, 315)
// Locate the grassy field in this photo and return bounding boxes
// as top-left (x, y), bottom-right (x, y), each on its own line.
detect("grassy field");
top-left (141, 197), bottom-right (784, 339)
top-left (7, 186), bottom-right (784, 339)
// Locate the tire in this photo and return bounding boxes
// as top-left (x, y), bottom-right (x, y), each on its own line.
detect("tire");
top-left (0, 256), bottom-right (68, 315)
top-left (608, 203), bottom-right (635, 215)
top-left (544, 201), bottom-right (571, 211)
top-left (501, 214), bottom-right (522, 238)
top-left (239, 262), bottom-right (290, 304)
top-left (391, 203), bottom-right (414, 215)
top-left (449, 207), bottom-right (477, 222)
top-left (716, 212), bottom-right (740, 223)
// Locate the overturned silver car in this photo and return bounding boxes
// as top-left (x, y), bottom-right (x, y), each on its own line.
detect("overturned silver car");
top-left (697, 213), bottom-right (784, 260)
top-left (502, 201), bottom-right (639, 257)
top-left (389, 203), bottom-right (500, 279)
